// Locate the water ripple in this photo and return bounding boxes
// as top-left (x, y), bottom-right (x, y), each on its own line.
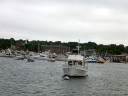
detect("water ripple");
top-left (0, 58), bottom-right (128, 96)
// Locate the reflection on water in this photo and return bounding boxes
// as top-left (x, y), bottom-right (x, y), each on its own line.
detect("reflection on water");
top-left (0, 57), bottom-right (128, 96)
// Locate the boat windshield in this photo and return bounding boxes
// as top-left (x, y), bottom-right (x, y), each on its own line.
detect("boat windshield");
top-left (78, 61), bottom-right (82, 65)
top-left (68, 60), bottom-right (83, 66)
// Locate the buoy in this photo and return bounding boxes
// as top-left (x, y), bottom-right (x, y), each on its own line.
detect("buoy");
top-left (64, 76), bottom-right (69, 80)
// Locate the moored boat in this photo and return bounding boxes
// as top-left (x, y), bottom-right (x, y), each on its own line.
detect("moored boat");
top-left (86, 57), bottom-right (97, 63)
top-left (97, 58), bottom-right (105, 63)
top-left (27, 58), bottom-right (35, 62)
top-left (63, 55), bottom-right (88, 76)
top-left (47, 58), bottom-right (55, 62)
top-left (14, 55), bottom-right (24, 60)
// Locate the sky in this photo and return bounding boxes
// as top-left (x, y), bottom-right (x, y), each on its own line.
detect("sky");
top-left (0, 0), bottom-right (128, 45)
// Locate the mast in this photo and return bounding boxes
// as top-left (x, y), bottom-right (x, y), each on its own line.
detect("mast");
top-left (84, 44), bottom-right (85, 57)
top-left (38, 43), bottom-right (40, 53)
top-left (69, 42), bottom-right (70, 52)
top-left (78, 40), bottom-right (80, 55)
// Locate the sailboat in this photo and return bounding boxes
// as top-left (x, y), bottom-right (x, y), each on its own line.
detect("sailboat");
top-left (62, 41), bottom-right (88, 76)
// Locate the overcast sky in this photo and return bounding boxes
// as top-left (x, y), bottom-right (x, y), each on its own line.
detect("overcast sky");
top-left (0, 0), bottom-right (128, 45)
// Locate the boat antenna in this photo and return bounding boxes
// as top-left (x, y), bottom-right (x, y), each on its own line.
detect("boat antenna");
top-left (84, 43), bottom-right (85, 57)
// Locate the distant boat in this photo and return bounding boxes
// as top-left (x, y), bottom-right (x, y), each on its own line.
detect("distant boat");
top-left (63, 55), bottom-right (88, 76)
top-left (47, 58), bottom-right (55, 62)
top-left (27, 58), bottom-right (35, 62)
top-left (86, 57), bottom-right (97, 63)
top-left (97, 58), bottom-right (105, 63)
top-left (0, 53), bottom-right (5, 57)
top-left (14, 55), bottom-right (24, 60)
top-left (32, 54), bottom-right (49, 60)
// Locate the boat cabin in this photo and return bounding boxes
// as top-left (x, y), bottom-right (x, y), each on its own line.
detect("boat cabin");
top-left (67, 55), bottom-right (85, 66)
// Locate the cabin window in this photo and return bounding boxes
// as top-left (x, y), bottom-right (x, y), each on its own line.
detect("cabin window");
top-left (68, 61), bottom-right (72, 66)
top-left (73, 61), bottom-right (77, 65)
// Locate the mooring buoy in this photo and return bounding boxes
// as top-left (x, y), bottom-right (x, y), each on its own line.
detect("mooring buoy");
top-left (64, 76), bottom-right (69, 80)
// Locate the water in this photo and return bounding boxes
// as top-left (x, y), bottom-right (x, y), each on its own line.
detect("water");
top-left (0, 57), bottom-right (128, 96)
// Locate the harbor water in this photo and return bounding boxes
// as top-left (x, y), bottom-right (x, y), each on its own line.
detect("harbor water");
top-left (0, 57), bottom-right (128, 96)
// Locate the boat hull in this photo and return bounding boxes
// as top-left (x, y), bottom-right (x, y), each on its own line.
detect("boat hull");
top-left (87, 60), bottom-right (97, 63)
top-left (63, 65), bottom-right (87, 76)
top-left (15, 56), bottom-right (24, 60)
top-left (97, 61), bottom-right (104, 63)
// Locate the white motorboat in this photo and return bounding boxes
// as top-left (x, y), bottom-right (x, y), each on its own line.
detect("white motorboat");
top-left (0, 53), bottom-right (5, 57)
top-left (47, 58), bottom-right (55, 62)
top-left (32, 54), bottom-right (49, 60)
top-left (63, 55), bottom-right (88, 76)
top-left (14, 55), bottom-right (24, 60)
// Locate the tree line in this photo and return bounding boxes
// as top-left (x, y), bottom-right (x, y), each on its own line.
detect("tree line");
top-left (0, 38), bottom-right (128, 55)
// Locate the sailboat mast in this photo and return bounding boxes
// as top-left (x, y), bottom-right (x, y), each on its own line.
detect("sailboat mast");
top-left (38, 43), bottom-right (40, 53)
top-left (78, 40), bottom-right (80, 55)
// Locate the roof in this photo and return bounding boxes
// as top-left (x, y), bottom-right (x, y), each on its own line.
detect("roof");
top-left (68, 55), bottom-right (84, 61)
top-left (42, 45), bottom-right (68, 48)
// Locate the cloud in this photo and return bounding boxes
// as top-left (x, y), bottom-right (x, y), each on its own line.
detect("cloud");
top-left (0, 0), bottom-right (128, 45)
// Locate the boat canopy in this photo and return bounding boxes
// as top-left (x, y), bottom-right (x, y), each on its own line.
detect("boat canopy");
top-left (68, 55), bottom-right (84, 61)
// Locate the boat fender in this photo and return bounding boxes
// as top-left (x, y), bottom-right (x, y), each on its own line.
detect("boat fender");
top-left (64, 76), bottom-right (69, 80)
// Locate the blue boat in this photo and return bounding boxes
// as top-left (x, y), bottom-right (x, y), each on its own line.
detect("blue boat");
top-left (86, 57), bottom-right (97, 63)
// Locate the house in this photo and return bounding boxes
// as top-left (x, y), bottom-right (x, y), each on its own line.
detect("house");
top-left (80, 49), bottom-right (96, 57)
top-left (41, 45), bottom-right (68, 54)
